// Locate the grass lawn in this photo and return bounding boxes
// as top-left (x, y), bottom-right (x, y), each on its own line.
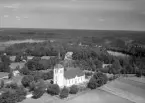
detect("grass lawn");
top-left (108, 78), bottom-right (145, 98)
top-left (63, 89), bottom-right (133, 103)
top-left (0, 72), bottom-right (8, 79)
top-left (20, 93), bottom-right (56, 103)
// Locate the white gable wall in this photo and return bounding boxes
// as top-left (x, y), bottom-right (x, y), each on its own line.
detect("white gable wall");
top-left (53, 65), bottom-right (86, 88)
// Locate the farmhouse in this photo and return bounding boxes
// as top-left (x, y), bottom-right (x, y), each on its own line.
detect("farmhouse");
top-left (53, 64), bottom-right (86, 88)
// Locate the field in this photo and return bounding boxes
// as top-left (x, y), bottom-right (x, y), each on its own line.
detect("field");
top-left (100, 77), bottom-right (145, 103)
top-left (63, 89), bottom-right (133, 103)
top-left (21, 93), bottom-right (57, 103)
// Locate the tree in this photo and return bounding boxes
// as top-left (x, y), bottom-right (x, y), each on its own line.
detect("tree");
top-left (15, 54), bottom-right (22, 62)
top-left (21, 75), bottom-right (34, 87)
top-left (26, 60), bottom-right (44, 71)
top-left (0, 63), bottom-right (10, 72)
top-left (19, 66), bottom-right (30, 75)
top-left (32, 88), bottom-right (45, 99)
top-left (47, 84), bottom-right (60, 95)
top-left (8, 70), bottom-right (13, 79)
top-left (94, 59), bottom-right (102, 69)
top-left (88, 71), bottom-right (108, 88)
top-left (69, 85), bottom-right (78, 94)
top-left (0, 90), bottom-right (17, 103)
top-left (5, 82), bottom-right (18, 89)
top-left (29, 81), bottom-right (36, 91)
top-left (15, 86), bottom-right (27, 102)
top-left (0, 55), bottom-right (10, 65)
top-left (0, 86), bottom-right (27, 103)
top-left (59, 87), bottom-right (69, 99)
top-left (0, 79), bottom-right (4, 89)
top-left (87, 77), bottom-right (97, 89)
top-left (42, 70), bottom-right (53, 80)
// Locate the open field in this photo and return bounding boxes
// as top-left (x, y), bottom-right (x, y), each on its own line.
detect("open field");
top-left (100, 77), bottom-right (145, 103)
top-left (63, 89), bottom-right (133, 103)
top-left (21, 93), bottom-right (57, 103)
top-left (108, 78), bottom-right (145, 98)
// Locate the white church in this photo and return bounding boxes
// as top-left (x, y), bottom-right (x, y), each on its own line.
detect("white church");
top-left (53, 52), bottom-right (86, 88)
top-left (53, 64), bottom-right (86, 88)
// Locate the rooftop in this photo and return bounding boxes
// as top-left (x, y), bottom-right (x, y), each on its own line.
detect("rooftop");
top-left (64, 67), bottom-right (85, 79)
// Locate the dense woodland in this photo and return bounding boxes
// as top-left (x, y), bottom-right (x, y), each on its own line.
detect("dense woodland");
top-left (0, 39), bottom-right (145, 76)
top-left (0, 29), bottom-right (145, 102)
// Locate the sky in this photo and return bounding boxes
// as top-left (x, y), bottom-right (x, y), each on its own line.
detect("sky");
top-left (0, 0), bottom-right (145, 31)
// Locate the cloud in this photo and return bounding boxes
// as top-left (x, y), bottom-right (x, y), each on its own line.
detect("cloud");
top-left (3, 3), bottom-right (20, 9)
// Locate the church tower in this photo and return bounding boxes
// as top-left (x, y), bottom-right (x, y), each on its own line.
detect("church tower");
top-left (53, 64), bottom-right (64, 88)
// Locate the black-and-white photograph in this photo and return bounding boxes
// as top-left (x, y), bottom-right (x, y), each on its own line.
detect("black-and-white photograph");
top-left (0, 0), bottom-right (145, 103)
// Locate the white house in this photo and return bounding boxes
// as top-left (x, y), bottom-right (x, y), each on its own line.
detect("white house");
top-left (53, 64), bottom-right (86, 88)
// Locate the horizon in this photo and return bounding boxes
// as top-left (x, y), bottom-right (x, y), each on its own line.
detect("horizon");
top-left (1, 27), bottom-right (145, 32)
top-left (0, 0), bottom-right (145, 31)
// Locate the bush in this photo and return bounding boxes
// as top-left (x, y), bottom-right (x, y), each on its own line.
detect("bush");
top-left (29, 81), bottom-right (36, 91)
top-left (30, 71), bottom-right (43, 82)
top-left (8, 70), bottom-right (13, 79)
top-left (101, 73), bottom-right (108, 84)
top-left (20, 67), bottom-right (30, 75)
top-left (59, 87), bottom-right (69, 99)
top-left (35, 79), bottom-right (47, 91)
top-left (69, 85), bottom-right (78, 94)
top-left (5, 82), bottom-right (18, 89)
top-left (87, 77), bottom-right (97, 89)
top-left (15, 86), bottom-right (27, 102)
top-left (96, 79), bottom-right (103, 87)
top-left (47, 84), bottom-right (60, 95)
top-left (21, 75), bottom-right (34, 87)
top-left (93, 71), bottom-right (104, 80)
top-left (32, 88), bottom-right (45, 99)
top-left (0, 86), bottom-right (27, 103)
top-left (42, 71), bottom-right (53, 80)
top-left (136, 71), bottom-right (142, 77)
top-left (0, 90), bottom-right (17, 103)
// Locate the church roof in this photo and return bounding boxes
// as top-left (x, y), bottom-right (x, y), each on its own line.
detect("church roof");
top-left (64, 67), bottom-right (85, 79)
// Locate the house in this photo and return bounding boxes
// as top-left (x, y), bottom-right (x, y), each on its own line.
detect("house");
top-left (102, 64), bottom-right (112, 68)
top-left (64, 52), bottom-right (73, 60)
top-left (53, 64), bottom-right (86, 88)
top-left (41, 56), bottom-right (50, 60)
top-left (27, 56), bottom-right (34, 60)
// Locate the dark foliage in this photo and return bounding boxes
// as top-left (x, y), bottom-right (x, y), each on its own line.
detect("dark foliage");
top-left (69, 85), bottom-right (78, 94)
top-left (0, 79), bottom-right (4, 89)
top-left (32, 88), bottom-right (45, 99)
top-left (88, 71), bottom-right (108, 89)
top-left (87, 77), bottom-right (97, 89)
top-left (59, 87), bottom-right (69, 99)
top-left (5, 82), bottom-right (18, 89)
top-left (21, 75), bottom-right (34, 87)
top-left (42, 70), bottom-right (53, 80)
top-left (19, 66), bottom-right (30, 75)
top-left (47, 84), bottom-right (60, 95)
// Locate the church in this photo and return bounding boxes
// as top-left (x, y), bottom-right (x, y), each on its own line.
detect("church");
top-left (53, 64), bottom-right (86, 88)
